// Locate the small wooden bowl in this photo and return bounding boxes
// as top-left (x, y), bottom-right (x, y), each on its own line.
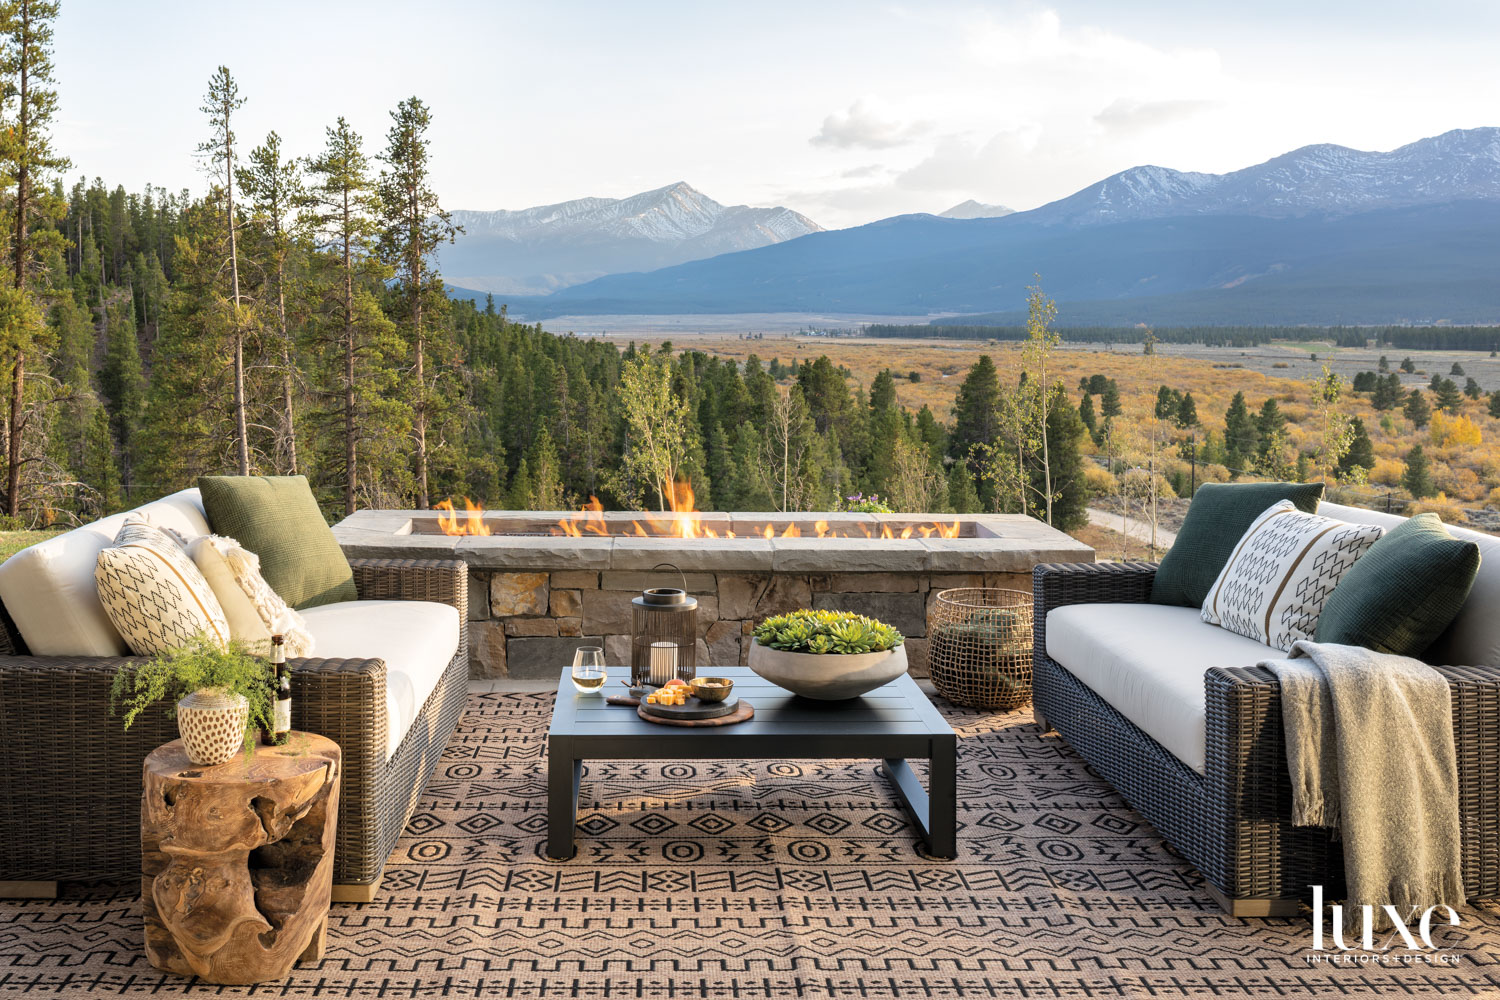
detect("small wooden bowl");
top-left (690, 677), bottom-right (734, 703)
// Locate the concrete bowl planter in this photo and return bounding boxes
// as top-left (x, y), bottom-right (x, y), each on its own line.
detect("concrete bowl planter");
top-left (747, 638), bottom-right (908, 700)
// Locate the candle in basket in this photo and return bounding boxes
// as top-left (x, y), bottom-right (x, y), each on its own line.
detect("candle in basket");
top-left (648, 641), bottom-right (677, 686)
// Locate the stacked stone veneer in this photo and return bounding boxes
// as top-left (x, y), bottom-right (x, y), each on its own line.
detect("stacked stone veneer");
top-left (332, 511), bottom-right (1095, 681)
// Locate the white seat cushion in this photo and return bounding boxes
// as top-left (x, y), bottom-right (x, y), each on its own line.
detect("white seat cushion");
top-left (1046, 603), bottom-right (1278, 774)
top-left (299, 600), bottom-right (459, 760)
top-left (0, 488), bottom-right (209, 656)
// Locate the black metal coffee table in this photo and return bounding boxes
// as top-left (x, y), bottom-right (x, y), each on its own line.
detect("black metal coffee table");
top-left (546, 666), bottom-right (956, 860)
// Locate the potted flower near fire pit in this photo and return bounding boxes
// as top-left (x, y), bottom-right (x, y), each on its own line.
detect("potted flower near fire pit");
top-left (749, 609), bottom-right (906, 700)
top-left (110, 638), bottom-right (275, 766)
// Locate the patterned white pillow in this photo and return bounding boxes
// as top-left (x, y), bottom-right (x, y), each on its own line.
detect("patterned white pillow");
top-left (1201, 500), bottom-right (1385, 651)
top-left (95, 518), bottom-right (231, 655)
top-left (185, 534), bottom-right (315, 657)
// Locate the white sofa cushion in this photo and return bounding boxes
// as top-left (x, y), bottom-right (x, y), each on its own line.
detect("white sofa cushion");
top-left (1319, 501), bottom-right (1500, 667)
top-left (299, 599), bottom-right (459, 760)
top-left (95, 518), bottom-right (231, 655)
top-left (1202, 500), bottom-right (1383, 651)
top-left (0, 488), bottom-right (209, 656)
top-left (1046, 602), bottom-right (1279, 774)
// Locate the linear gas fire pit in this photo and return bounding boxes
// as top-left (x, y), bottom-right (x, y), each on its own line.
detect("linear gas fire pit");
top-left (333, 508), bottom-right (1093, 680)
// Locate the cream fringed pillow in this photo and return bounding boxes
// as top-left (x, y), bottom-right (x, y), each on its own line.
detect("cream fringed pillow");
top-left (186, 534), bottom-right (315, 657)
top-left (95, 518), bottom-right (231, 654)
top-left (1201, 500), bottom-right (1385, 651)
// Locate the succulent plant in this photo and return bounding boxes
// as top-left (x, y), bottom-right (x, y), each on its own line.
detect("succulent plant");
top-left (753, 609), bottom-right (903, 655)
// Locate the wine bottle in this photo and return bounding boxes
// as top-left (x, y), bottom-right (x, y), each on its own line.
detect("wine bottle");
top-left (271, 634), bottom-right (292, 744)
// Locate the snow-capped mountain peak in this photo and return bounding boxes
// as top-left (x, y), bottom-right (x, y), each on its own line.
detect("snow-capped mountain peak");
top-left (1025, 126), bottom-right (1500, 226)
top-left (442, 183), bottom-right (822, 295)
top-left (939, 199), bottom-right (1015, 219)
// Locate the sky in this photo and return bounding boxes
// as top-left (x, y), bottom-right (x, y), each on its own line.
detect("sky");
top-left (54, 0), bottom-right (1500, 230)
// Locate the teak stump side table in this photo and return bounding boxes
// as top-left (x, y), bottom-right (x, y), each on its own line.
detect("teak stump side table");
top-left (140, 733), bottom-right (340, 985)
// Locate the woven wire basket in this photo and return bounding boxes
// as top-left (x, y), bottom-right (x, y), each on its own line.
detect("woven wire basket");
top-left (928, 588), bottom-right (1034, 710)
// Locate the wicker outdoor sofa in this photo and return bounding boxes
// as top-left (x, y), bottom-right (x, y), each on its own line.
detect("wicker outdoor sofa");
top-left (1033, 501), bottom-right (1500, 917)
top-left (0, 491), bottom-right (468, 902)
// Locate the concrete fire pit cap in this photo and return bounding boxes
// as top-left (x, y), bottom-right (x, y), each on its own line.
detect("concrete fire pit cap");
top-left (331, 509), bottom-right (1095, 574)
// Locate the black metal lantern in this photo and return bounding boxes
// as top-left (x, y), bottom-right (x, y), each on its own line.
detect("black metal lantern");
top-left (630, 564), bottom-right (698, 687)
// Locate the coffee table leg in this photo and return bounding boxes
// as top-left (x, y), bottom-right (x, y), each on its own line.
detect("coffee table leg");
top-left (547, 736), bottom-right (580, 860)
top-left (927, 734), bottom-right (957, 859)
top-left (882, 738), bottom-right (957, 859)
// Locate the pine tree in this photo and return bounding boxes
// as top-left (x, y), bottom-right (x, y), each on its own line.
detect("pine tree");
top-left (1255, 398), bottom-right (1284, 457)
top-left (238, 130), bottom-right (307, 474)
top-left (1378, 355), bottom-right (1390, 372)
top-left (98, 296), bottom-right (144, 484)
top-left (303, 116), bottom-right (406, 514)
top-left (946, 461), bottom-right (979, 514)
top-left (1100, 379), bottom-right (1122, 418)
top-left (1223, 391), bottom-right (1255, 471)
top-left (1078, 393), bottom-right (1096, 436)
top-left (951, 355), bottom-right (1000, 455)
top-left (520, 426), bottom-right (565, 509)
top-left (1403, 445), bottom-right (1435, 499)
top-left (1036, 389), bottom-right (1088, 530)
top-left (1435, 377), bottom-right (1463, 414)
top-left (1490, 391), bottom-right (1500, 419)
top-left (1372, 372), bottom-right (1402, 410)
top-left (198, 66), bottom-right (251, 474)
top-left (377, 96), bottom-right (461, 509)
top-left (1177, 391), bottom-right (1197, 428)
top-left (1338, 417), bottom-right (1375, 478)
top-left (864, 369), bottom-right (901, 493)
top-left (0, 0), bottom-right (70, 517)
top-left (1153, 385), bottom-right (1178, 419)
top-left (1404, 389), bottom-right (1431, 428)
top-left (1451, 362), bottom-right (1465, 376)
top-left (1465, 377), bottom-right (1482, 400)
top-left (1400, 357), bottom-right (1416, 373)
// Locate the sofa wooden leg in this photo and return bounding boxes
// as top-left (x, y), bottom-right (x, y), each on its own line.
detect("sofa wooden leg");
top-left (1033, 706), bottom-right (1052, 733)
top-left (1205, 882), bottom-right (1302, 917)
top-left (331, 879), bottom-right (380, 904)
top-left (0, 880), bottom-right (58, 899)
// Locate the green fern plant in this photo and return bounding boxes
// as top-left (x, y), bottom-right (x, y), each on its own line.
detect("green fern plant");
top-left (109, 636), bottom-right (276, 754)
top-left (753, 609), bottom-right (903, 654)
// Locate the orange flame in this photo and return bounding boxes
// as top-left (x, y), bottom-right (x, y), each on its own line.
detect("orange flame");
top-left (544, 479), bottom-right (966, 540)
top-left (435, 497), bottom-right (490, 536)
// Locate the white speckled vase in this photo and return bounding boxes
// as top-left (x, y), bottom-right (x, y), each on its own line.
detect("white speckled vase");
top-left (176, 689), bottom-right (249, 766)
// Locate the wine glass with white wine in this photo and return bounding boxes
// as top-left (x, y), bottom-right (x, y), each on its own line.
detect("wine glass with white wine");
top-left (571, 646), bottom-right (606, 693)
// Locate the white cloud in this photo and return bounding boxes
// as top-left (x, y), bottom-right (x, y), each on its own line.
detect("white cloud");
top-left (1094, 98), bottom-right (1221, 134)
top-left (810, 99), bottom-right (930, 150)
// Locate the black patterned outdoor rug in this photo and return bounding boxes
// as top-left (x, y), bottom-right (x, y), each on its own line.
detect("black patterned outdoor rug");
top-left (2, 690), bottom-right (1498, 998)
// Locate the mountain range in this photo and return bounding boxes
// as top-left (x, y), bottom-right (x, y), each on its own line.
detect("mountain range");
top-left (441, 182), bottom-right (821, 295)
top-left (470, 128), bottom-right (1500, 326)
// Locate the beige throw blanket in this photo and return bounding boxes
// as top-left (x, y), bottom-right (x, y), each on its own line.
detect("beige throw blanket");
top-left (1261, 640), bottom-right (1464, 919)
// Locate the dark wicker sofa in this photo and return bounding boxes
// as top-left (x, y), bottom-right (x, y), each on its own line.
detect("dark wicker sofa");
top-left (1032, 559), bottom-right (1500, 916)
top-left (0, 557), bottom-right (468, 902)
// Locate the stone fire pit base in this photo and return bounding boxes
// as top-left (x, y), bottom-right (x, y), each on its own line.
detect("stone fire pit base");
top-left (333, 511), bottom-right (1094, 681)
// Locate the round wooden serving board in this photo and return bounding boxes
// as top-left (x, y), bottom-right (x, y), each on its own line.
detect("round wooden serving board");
top-left (637, 700), bottom-right (754, 727)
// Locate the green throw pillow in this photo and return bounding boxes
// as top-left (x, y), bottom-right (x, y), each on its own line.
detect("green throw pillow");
top-left (1315, 513), bottom-right (1480, 657)
top-left (1150, 481), bottom-right (1324, 608)
top-left (198, 475), bottom-right (357, 610)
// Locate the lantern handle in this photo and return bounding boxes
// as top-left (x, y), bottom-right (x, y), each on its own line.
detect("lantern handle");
top-left (652, 562), bottom-right (688, 592)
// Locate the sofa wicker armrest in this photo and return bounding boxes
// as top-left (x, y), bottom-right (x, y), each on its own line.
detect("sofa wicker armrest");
top-left (348, 556), bottom-right (467, 627)
top-left (1033, 562), bottom-right (1157, 662)
top-left (290, 655), bottom-right (388, 881)
top-left (1204, 662), bottom-right (1500, 901)
top-left (0, 651), bottom-right (387, 883)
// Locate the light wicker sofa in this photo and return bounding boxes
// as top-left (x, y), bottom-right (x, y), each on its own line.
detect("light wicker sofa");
top-left (0, 489), bottom-right (468, 902)
top-left (1033, 501), bottom-right (1500, 917)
